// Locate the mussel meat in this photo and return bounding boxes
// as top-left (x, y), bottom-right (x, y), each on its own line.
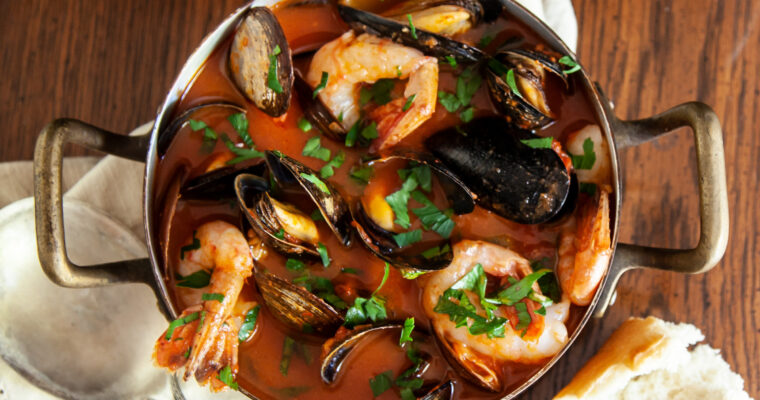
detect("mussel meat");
top-left (381, 0), bottom-right (483, 36)
top-left (229, 7), bottom-right (293, 117)
top-left (425, 117), bottom-right (571, 224)
top-left (337, 4), bottom-right (485, 65)
top-left (254, 268), bottom-right (344, 336)
top-left (486, 47), bottom-right (569, 130)
top-left (293, 73), bottom-right (347, 141)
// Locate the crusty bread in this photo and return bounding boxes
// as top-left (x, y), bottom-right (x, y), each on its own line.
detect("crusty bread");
top-left (554, 316), bottom-right (753, 400)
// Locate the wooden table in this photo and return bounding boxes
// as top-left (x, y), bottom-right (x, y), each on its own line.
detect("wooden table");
top-left (2, 0), bottom-right (757, 398)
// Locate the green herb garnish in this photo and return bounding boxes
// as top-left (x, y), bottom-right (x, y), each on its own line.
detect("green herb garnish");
top-left (384, 172), bottom-right (419, 229)
top-left (268, 45), bottom-right (283, 93)
top-left (520, 137), bottom-right (554, 149)
top-left (310, 209), bottom-right (324, 221)
top-left (341, 267), bottom-right (359, 275)
top-left (460, 106), bottom-right (474, 122)
top-left (495, 269), bottom-right (552, 306)
top-left (506, 68), bottom-right (522, 98)
top-left (360, 121), bottom-right (379, 140)
top-left (349, 165), bottom-right (373, 185)
top-left (228, 113), bottom-right (253, 147)
top-left (202, 292), bottom-right (225, 303)
top-left (302, 136), bottom-right (331, 161)
top-left (238, 305), bottom-right (261, 342)
top-left (165, 312), bottom-right (200, 340)
top-left (300, 173), bottom-right (330, 194)
top-left (188, 119), bottom-right (218, 141)
top-left (402, 94), bottom-right (416, 112)
top-left (313, 71), bottom-right (328, 98)
top-left (222, 134), bottom-right (265, 164)
top-left (320, 151), bottom-right (345, 178)
top-left (369, 370), bottom-right (394, 397)
top-left (297, 117), bottom-right (313, 132)
top-left (392, 229), bottom-right (423, 248)
top-left (558, 55), bottom-right (581, 74)
top-left (218, 365), bottom-right (239, 390)
top-left (317, 242), bottom-right (330, 267)
top-left (175, 269), bottom-right (211, 288)
top-left (406, 14), bottom-right (417, 39)
top-left (445, 55), bottom-right (458, 68)
top-left (274, 228), bottom-right (286, 240)
top-left (360, 79), bottom-right (395, 106)
top-left (411, 191), bottom-right (455, 238)
top-left (179, 230), bottom-right (200, 260)
top-left (344, 263), bottom-right (390, 327)
top-left (286, 258), bottom-right (306, 272)
top-left (280, 336), bottom-right (295, 376)
top-left (571, 138), bottom-right (596, 170)
top-left (437, 90), bottom-right (461, 112)
top-left (293, 273), bottom-right (347, 310)
top-left (420, 244), bottom-right (451, 259)
top-left (478, 34), bottom-right (494, 48)
top-left (344, 120), bottom-right (360, 147)
top-left (399, 317), bottom-right (415, 345)
top-left (579, 182), bottom-right (597, 195)
top-left (514, 301), bottom-right (532, 333)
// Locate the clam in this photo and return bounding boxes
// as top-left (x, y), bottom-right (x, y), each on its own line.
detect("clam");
top-left (254, 268), bottom-right (344, 336)
top-left (337, 4), bottom-right (485, 65)
top-left (293, 73), bottom-right (347, 141)
top-left (485, 47), bottom-right (569, 129)
top-left (351, 154), bottom-right (475, 270)
top-left (425, 117), bottom-right (571, 224)
top-left (157, 102), bottom-right (245, 156)
top-left (229, 7), bottom-right (293, 117)
top-left (381, 0), bottom-right (483, 36)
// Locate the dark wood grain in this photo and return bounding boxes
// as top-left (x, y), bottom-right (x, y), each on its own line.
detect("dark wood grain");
top-left (1, 0), bottom-right (757, 398)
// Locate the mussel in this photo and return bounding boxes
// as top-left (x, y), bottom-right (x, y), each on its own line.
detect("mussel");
top-left (229, 7), bottom-right (293, 117)
top-left (425, 117), bottom-right (571, 224)
top-left (157, 102), bottom-right (245, 156)
top-left (351, 154), bottom-right (475, 270)
top-left (254, 268), bottom-right (344, 336)
top-left (486, 47), bottom-right (569, 129)
top-left (320, 323), bottom-right (405, 384)
top-left (337, 4), bottom-right (485, 65)
top-left (293, 73), bottom-right (347, 141)
top-left (381, 0), bottom-right (483, 36)
top-left (420, 380), bottom-right (456, 400)
top-left (180, 162), bottom-right (266, 201)
top-left (434, 330), bottom-right (500, 392)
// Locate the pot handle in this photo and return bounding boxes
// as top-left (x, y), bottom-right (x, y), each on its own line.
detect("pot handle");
top-left (593, 93), bottom-right (729, 317)
top-left (34, 118), bottom-right (158, 291)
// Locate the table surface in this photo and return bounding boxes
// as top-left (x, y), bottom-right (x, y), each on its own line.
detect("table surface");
top-left (2, 0), bottom-right (758, 398)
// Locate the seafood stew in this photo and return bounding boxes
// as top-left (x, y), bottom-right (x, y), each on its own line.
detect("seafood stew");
top-left (152, 1), bottom-right (614, 399)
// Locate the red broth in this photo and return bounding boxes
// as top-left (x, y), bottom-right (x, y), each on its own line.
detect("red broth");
top-left (154, 2), bottom-right (609, 399)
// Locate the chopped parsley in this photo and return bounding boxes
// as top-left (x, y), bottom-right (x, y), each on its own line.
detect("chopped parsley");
top-left (437, 67), bottom-right (482, 116)
top-left (317, 242), bottom-right (330, 267)
top-left (300, 173), bottom-right (330, 194)
top-left (293, 273), bottom-right (347, 310)
top-left (384, 172), bottom-right (419, 229)
top-left (421, 244), bottom-right (451, 259)
top-left (514, 302), bottom-right (531, 332)
top-left (392, 229), bottom-right (423, 248)
top-left (411, 191), bottom-right (455, 239)
top-left (286, 258), bottom-right (306, 272)
top-left (228, 113), bottom-right (253, 147)
top-left (531, 258), bottom-right (561, 303)
top-left (558, 55), bottom-right (582, 74)
top-left (341, 267), bottom-right (359, 275)
top-left (313, 71), bottom-right (328, 98)
top-left (398, 164), bottom-right (432, 192)
top-left (201, 292), bottom-right (225, 303)
top-left (349, 165), bottom-right (373, 185)
top-left (297, 117), bottom-right (312, 132)
top-left (406, 14), bottom-right (417, 39)
top-left (460, 106), bottom-right (474, 123)
top-left (437, 91), bottom-right (461, 112)
top-left (274, 228), bottom-right (286, 240)
top-left (360, 79), bottom-right (396, 106)
top-left (222, 134), bottom-right (265, 164)
top-left (571, 138), bottom-right (597, 170)
top-left (520, 137), bottom-right (554, 149)
top-left (360, 122), bottom-right (379, 140)
top-left (506, 68), bottom-right (522, 98)
top-left (399, 317), bottom-right (415, 345)
top-left (580, 182), bottom-right (598, 195)
top-left (280, 336), bottom-right (295, 375)
top-left (444, 55), bottom-right (458, 68)
top-left (238, 305), bottom-right (261, 342)
top-left (188, 119), bottom-right (218, 141)
top-left (310, 209), bottom-right (324, 221)
top-left (369, 370), bottom-right (394, 397)
top-left (344, 120), bottom-right (360, 147)
top-left (478, 34), bottom-right (495, 48)
top-left (320, 151), bottom-right (345, 178)
top-left (494, 269), bottom-right (552, 306)
top-left (165, 312), bottom-right (200, 340)
top-left (268, 45), bottom-right (284, 93)
top-left (179, 230), bottom-right (200, 260)
top-left (218, 365), bottom-right (239, 390)
top-left (344, 263), bottom-right (390, 327)
top-left (402, 94), bottom-right (416, 112)
top-left (175, 269), bottom-right (210, 288)
top-left (302, 136), bottom-right (331, 161)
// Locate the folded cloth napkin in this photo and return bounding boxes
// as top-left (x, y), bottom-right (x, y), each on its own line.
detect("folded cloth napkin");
top-left (0, 2), bottom-right (576, 398)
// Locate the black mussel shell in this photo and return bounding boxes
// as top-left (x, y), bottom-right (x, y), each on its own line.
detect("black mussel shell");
top-left (266, 151), bottom-right (353, 247)
top-left (294, 73), bottom-right (347, 141)
top-left (254, 268), bottom-right (344, 336)
top-left (337, 4), bottom-right (484, 65)
top-left (180, 162), bottom-right (266, 201)
top-left (157, 102), bottom-right (245, 156)
top-left (433, 329), bottom-right (500, 392)
top-left (425, 117), bottom-right (571, 224)
top-left (486, 48), bottom-right (569, 130)
top-left (381, 0), bottom-right (484, 36)
top-left (235, 173), bottom-right (321, 258)
top-left (229, 7), bottom-right (293, 117)
top-left (420, 380), bottom-right (456, 400)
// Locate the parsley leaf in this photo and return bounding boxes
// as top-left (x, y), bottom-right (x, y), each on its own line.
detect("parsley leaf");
top-left (571, 138), bottom-right (596, 170)
top-left (344, 120), bottom-right (360, 147)
top-left (406, 14), bottom-right (417, 39)
top-left (188, 119), bottom-right (218, 141)
top-left (310, 209), bottom-right (324, 221)
top-left (506, 68), bottom-right (522, 98)
top-left (320, 151), bottom-right (345, 179)
top-left (238, 305), bottom-right (261, 342)
top-left (228, 113), bottom-right (253, 147)
top-left (222, 134), bottom-right (265, 164)
top-left (399, 317), bottom-right (415, 345)
top-left (293, 274), bottom-right (347, 310)
top-left (437, 90), bottom-right (462, 112)
top-left (456, 68), bottom-right (482, 108)
top-left (478, 34), bottom-right (494, 48)
top-left (360, 79), bottom-right (395, 106)
top-left (495, 269), bottom-right (552, 306)
top-left (300, 173), bottom-right (330, 194)
top-left (218, 365), bottom-right (239, 390)
top-left (558, 55), bottom-right (581, 74)
top-left (202, 293), bottom-right (225, 302)
top-left (344, 263), bottom-right (389, 327)
top-left (521, 137), bottom-right (554, 149)
top-left (444, 55), bottom-right (458, 68)
top-left (369, 370), bottom-right (394, 397)
top-left (180, 231), bottom-right (200, 260)
top-left (349, 165), bottom-right (373, 185)
top-left (514, 301), bottom-right (531, 332)
top-left (302, 136), bottom-right (331, 162)
top-left (317, 242), bottom-right (330, 267)
top-left (460, 106), bottom-right (474, 123)
top-left (360, 121), bottom-right (379, 140)
top-left (341, 267), bottom-right (359, 275)
top-left (579, 182), bottom-right (597, 195)
top-left (313, 71), bottom-right (328, 98)
top-left (280, 336), bottom-right (295, 375)
top-left (165, 312), bottom-right (200, 340)
top-left (410, 191), bottom-right (455, 238)
top-left (268, 45), bottom-right (283, 93)
top-left (297, 117), bottom-right (312, 132)
top-left (286, 258), bottom-right (305, 272)
top-left (175, 269), bottom-right (210, 288)
top-left (421, 244), bottom-right (450, 259)
top-left (384, 173), bottom-right (419, 229)
top-left (392, 229), bottom-right (423, 248)
top-left (402, 94), bottom-right (416, 112)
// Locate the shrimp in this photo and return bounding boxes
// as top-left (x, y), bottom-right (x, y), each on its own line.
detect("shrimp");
top-left (306, 30), bottom-right (439, 151)
top-left (566, 124), bottom-right (611, 186)
top-left (557, 187), bottom-right (612, 306)
top-left (422, 240), bottom-right (570, 366)
top-left (154, 220), bottom-right (255, 391)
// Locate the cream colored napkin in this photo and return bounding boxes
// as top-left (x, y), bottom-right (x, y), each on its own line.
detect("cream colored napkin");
top-left (0, 3), bottom-right (577, 398)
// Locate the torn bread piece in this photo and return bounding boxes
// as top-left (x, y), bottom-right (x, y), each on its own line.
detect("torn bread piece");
top-left (554, 316), bottom-right (753, 400)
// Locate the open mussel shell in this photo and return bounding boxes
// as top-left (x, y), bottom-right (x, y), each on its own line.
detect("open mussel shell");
top-left (157, 102), bottom-right (245, 156)
top-left (266, 151), bottom-right (353, 247)
top-left (420, 380), bottom-right (456, 400)
top-left (425, 117), bottom-right (571, 224)
top-left (381, 0), bottom-right (483, 36)
top-left (180, 162), bottom-right (266, 201)
top-left (254, 268), bottom-right (344, 336)
top-left (321, 323), bottom-right (404, 384)
top-left (337, 4), bottom-right (484, 65)
top-left (293, 74), bottom-right (347, 141)
top-left (229, 7), bottom-right (293, 117)
top-left (486, 48), bottom-right (568, 130)
top-left (434, 330), bottom-right (500, 392)
top-left (235, 173), bottom-right (321, 258)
